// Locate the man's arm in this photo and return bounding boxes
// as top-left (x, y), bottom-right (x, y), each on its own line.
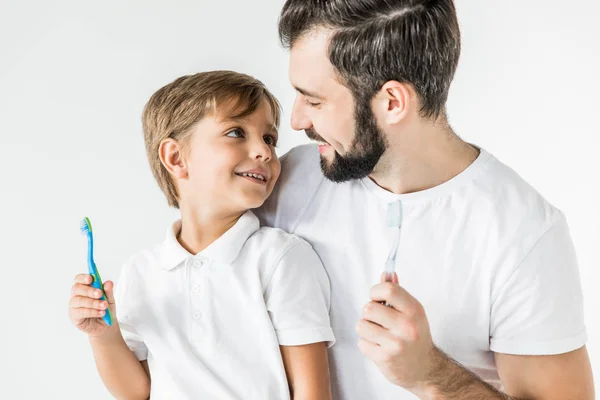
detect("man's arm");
top-left (357, 276), bottom-right (594, 400)
top-left (420, 346), bottom-right (594, 399)
top-left (495, 347), bottom-right (594, 399)
top-left (280, 343), bottom-right (332, 400)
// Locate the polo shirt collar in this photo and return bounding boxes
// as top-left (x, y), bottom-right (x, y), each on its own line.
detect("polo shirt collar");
top-left (159, 210), bottom-right (260, 270)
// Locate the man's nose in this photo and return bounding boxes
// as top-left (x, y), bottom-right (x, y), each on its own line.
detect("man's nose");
top-left (290, 96), bottom-right (312, 131)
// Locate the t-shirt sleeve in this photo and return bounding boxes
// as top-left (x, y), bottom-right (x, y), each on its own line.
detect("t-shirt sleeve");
top-left (490, 212), bottom-right (587, 355)
top-left (113, 263), bottom-right (148, 361)
top-left (264, 240), bottom-right (335, 348)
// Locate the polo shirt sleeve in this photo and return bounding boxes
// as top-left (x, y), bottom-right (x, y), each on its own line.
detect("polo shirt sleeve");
top-left (489, 212), bottom-right (587, 355)
top-left (264, 240), bottom-right (335, 348)
top-left (114, 263), bottom-right (149, 361)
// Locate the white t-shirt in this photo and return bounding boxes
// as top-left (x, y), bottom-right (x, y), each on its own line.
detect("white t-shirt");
top-left (114, 210), bottom-right (335, 400)
top-left (256, 144), bottom-right (587, 399)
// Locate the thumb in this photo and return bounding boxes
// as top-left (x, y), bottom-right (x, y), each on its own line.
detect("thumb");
top-left (103, 280), bottom-right (116, 305)
top-left (380, 272), bottom-right (399, 284)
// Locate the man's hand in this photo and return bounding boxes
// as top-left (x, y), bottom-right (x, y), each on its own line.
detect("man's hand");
top-left (356, 274), bottom-right (595, 400)
top-left (356, 273), bottom-right (437, 395)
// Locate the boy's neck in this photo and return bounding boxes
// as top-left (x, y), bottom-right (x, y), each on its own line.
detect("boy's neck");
top-left (176, 205), bottom-right (244, 255)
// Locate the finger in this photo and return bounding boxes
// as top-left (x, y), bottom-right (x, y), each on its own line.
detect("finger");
top-left (357, 338), bottom-right (385, 362)
top-left (74, 274), bottom-right (93, 285)
top-left (69, 296), bottom-right (108, 310)
top-left (363, 301), bottom-right (400, 328)
top-left (71, 307), bottom-right (107, 320)
top-left (355, 318), bottom-right (397, 348)
top-left (363, 302), bottom-right (418, 341)
top-left (71, 283), bottom-right (104, 299)
top-left (103, 280), bottom-right (116, 305)
top-left (370, 282), bottom-right (421, 317)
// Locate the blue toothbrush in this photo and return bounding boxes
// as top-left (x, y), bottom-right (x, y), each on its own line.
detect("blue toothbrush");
top-left (80, 217), bottom-right (113, 326)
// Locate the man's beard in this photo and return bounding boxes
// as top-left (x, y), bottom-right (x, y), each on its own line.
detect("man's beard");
top-left (306, 97), bottom-right (387, 183)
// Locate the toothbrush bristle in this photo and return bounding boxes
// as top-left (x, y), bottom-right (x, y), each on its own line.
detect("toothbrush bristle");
top-left (80, 217), bottom-right (92, 233)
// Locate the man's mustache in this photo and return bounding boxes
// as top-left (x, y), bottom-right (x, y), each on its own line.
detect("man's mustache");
top-left (305, 128), bottom-right (326, 143)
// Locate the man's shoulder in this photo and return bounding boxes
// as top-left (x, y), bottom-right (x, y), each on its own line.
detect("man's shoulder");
top-left (256, 144), bottom-right (326, 230)
top-left (278, 143), bottom-right (323, 183)
top-left (470, 151), bottom-right (565, 244)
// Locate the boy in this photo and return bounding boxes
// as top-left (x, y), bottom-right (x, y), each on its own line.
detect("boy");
top-left (68, 71), bottom-right (334, 399)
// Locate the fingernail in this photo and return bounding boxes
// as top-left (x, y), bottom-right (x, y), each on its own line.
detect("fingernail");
top-left (99, 310), bottom-right (105, 316)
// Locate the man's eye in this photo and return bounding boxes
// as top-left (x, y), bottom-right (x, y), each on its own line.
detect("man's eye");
top-left (304, 99), bottom-right (321, 108)
top-left (226, 128), bottom-right (244, 138)
top-left (264, 135), bottom-right (278, 146)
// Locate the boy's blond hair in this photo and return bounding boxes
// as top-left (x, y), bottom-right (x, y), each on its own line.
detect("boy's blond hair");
top-left (142, 71), bottom-right (281, 208)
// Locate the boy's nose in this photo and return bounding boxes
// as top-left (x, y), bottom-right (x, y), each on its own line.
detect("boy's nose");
top-left (250, 138), bottom-right (272, 162)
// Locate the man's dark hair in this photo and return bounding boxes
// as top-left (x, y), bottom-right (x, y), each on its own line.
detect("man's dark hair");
top-left (278, 0), bottom-right (461, 119)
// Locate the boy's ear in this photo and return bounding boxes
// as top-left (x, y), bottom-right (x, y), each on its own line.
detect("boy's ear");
top-left (159, 138), bottom-right (187, 179)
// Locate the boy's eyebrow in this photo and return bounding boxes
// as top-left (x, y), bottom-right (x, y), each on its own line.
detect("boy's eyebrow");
top-left (224, 117), bottom-right (278, 135)
top-left (294, 86), bottom-right (324, 100)
top-left (266, 123), bottom-right (279, 135)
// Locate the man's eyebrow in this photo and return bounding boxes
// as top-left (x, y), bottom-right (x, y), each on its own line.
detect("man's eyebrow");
top-left (294, 86), bottom-right (325, 100)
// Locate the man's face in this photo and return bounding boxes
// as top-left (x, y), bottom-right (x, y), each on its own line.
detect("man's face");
top-left (289, 29), bottom-right (387, 182)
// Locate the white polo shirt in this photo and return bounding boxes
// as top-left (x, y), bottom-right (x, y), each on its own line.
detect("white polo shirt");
top-left (114, 211), bottom-right (335, 400)
top-left (255, 144), bottom-right (587, 399)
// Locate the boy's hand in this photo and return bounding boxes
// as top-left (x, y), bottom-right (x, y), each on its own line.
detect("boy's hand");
top-left (69, 274), bottom-right (119, 340)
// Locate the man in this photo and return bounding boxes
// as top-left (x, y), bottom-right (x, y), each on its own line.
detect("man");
top-left (256, 0), bottom-right (594, 399)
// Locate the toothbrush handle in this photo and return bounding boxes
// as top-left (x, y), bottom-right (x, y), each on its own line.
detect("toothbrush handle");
top-left (89, 263), bottom-right (113, 326)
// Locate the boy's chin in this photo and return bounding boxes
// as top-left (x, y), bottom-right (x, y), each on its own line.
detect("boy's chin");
top-left (236, 192), bottom-right (268, 210)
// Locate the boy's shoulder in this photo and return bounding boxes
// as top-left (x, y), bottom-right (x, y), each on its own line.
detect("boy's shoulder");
top-left (244, 225), bottom-right (313, 261)
top-left (119, 241), bottom-right (166, 276)
top-left (119, 222), bottom-right (182, 275)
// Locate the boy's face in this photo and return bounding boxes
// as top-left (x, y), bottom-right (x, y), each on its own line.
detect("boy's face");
top-left (180, 99), bottom-right (281, 213)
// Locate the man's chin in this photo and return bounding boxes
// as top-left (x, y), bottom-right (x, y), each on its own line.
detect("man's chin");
top-left (319, 152), bottom-right (379, 183)
top-left (319, 155), bottom-right (348, 183)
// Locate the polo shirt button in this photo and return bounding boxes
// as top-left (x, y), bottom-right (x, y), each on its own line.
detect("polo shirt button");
top-left (192, 285), bottom-right (200, 293)
top-left (192, 260), bottom-right (203, 268)
top-left (193, 312), bottom-right (202, 320)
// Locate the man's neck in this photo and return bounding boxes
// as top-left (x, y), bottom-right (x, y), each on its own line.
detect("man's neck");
top-left (177, 204), bottom-right (243, 255)
top-left (369, 123), bottom-right (479, 195)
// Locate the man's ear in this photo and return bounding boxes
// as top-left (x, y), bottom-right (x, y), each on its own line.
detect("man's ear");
top-left (373, 80), bottom-right (412, 125)
top-left (158, 138), bottom-right (187, 179)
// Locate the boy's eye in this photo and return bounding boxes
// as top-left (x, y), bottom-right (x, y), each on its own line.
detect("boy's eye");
top-left (226, 128), bottom-right (245, 138)
top-left (263, 134), bottom-right (278, 147)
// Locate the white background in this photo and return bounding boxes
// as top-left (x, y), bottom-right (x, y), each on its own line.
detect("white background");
top-left (1, 0), bottom-right (598, 398)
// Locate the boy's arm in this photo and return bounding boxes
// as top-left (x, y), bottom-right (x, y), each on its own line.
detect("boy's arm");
top-left (93, 268), bottom-right (151, 400)
top-left (90, 332), bottom-right (151, 400)
top-left (280, 343), bottom-right (331, 400)
top-left (264, 240), bottom-right (336, 399)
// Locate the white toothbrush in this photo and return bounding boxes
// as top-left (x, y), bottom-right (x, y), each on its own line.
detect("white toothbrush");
top-left (383, 201), bottom-right (402, 305)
